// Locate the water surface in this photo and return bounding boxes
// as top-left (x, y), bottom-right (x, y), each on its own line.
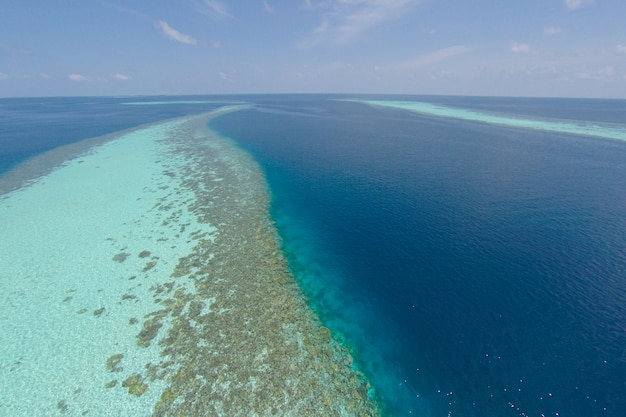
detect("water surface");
top-left (1, 95), bottom-right (625, 417)
top-left (211, 95), bottom-right (626, 417)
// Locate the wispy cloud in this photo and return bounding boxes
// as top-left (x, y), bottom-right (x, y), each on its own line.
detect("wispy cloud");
top-left (192, 0), bottom-right (230, 20)
top-left (576, 66), bottom-right (615, 80)
top-left (157, 20), bottom-right (197, 45)
top-left (68, 74), bottom-right (88, 81)
top-left (96, 0), bottom-right (151, 21)
top-left (0, 72), bottom-right (9, 80)
top-left (302, 0), bottom-right (330, 11)
top-left (219, 71), bottom-right (234, 82)
top-left (264, 0), bottom-right (274, 14)
top-left (113, 73), bottom-right (132, 80)
top-left (511, 41), bottom-right (530, 53)
top-left (393, 45), bottom-right (472, 70)
top-left (564, 0), bottom-right (594, 9)
top-left (300, 0), bottom-right (418, 47)
top-left (616, 44), bottom-right (626, 54)
top-left (320, 61), bottom-right (352, 73)
top-left (544, 26), bottom-right (562, 35)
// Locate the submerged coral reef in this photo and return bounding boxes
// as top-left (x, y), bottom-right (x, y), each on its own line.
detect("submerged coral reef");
top-left (128, 112), bottom-right (380, 416)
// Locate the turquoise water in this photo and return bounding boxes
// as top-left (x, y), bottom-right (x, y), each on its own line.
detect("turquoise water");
top-left (0, 118), bottom-right (215, 416)
top-left (122, 101), bottom-right (231, 105)
top-left (210, 96), bottom-right (626, 417)
top-left (2, 95), bottom-right (625, 417)
top-left (0, 102), bottom-right (380, 416)
top-left (357, 99), bottom-right (626, 141)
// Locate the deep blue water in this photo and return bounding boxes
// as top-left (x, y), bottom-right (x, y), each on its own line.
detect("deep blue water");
top-left (0, 96), bottom-right (239, 175)
top-left (2, 95), bottom-right (625, 417)
top-left (210, 97), bottom-right (626, 417)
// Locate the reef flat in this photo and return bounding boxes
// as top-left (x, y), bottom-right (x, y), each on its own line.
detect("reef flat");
top-left (356, 99), bottom-right (626, 141)
top-left (0, 109), bottom-right (379, 416)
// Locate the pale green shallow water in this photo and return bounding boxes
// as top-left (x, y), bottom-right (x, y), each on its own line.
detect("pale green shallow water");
top-left (0, 109), bottom-right (379, 417)
top-left (121, 101), bottom-right (232, 105)
top-left (359, 100), bottom-right (626, 141)
top-left (0, 118), bottom-right (213, 416)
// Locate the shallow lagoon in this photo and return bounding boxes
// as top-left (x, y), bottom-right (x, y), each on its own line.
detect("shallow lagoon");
top-left (357, 99), bottom-right (626, 142)
top-left (0, 108), bottom-right (379, 416)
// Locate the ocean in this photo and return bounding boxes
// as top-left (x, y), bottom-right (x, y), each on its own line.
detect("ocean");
top-left (1, 95), bottom-right (625, 417)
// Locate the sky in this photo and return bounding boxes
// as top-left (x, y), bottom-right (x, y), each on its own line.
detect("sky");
top-left (1, 0), bottom-right (625, 98)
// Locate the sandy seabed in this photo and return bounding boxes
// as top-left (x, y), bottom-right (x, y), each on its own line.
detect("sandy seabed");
top-left (0, 108), bottom-right (380, 417)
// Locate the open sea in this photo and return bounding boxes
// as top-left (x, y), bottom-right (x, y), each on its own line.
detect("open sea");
top-left (1, 95), bottom-right (625, 417)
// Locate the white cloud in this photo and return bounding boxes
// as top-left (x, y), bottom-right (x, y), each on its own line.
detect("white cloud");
top-left (544, 26), bottom-right (562, 35)
top-left (320, 61), bottom-right (352, 72)
top-left (113, 73), bottom-right (132, 80)
top-left (192, 0), bottom-right (230, 20)
top-left (0, 72), bottom-right (9, 80)
top-left (576, 66), bottom-right (615, 80)
top-left (511, 41), bottom-right (530, 53)
top-left (302, 0), bottom-right (329, 10)
top-left (68, 74), bottom-right (88, 81)
top-left (564, 0), bottom-right (594, 9)
top-left (616, 44), bottom-right (626, 54)
top-left (206, 0), bottom-right (229, 16)
top-left (219, 71), bottom-right (234, 82)
top-left (300, 0), bottom-right (418, 46)
top-left (264, 0), bottom-right (274, 14)
top-left (394, 45), bottom-right (472, 70)
top-left (40, 73), bottom-right (52, 79)
top-left (96, 1), bottom-right (151, 21)
top-left (212, 40), bottom-right (224, 48)
top-left (157, 20), bottom-right (197, 45)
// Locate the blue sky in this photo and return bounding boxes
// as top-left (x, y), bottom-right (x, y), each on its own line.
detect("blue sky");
top-left (1, 0), bottom-right (625, 98)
